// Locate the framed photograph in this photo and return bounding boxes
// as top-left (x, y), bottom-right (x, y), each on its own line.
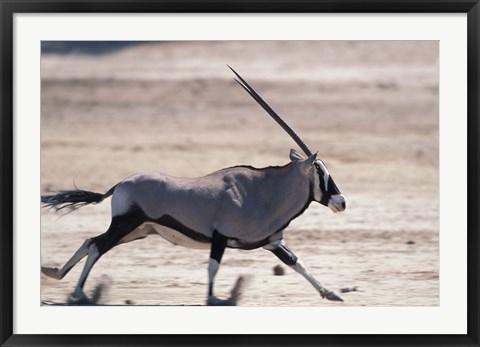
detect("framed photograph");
top-left (1, 1), bottom-right (478, 346)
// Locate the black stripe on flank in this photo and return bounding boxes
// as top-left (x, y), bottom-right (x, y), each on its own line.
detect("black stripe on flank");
top-left (101, 204), bottom-right (211, 249)
top-left (228, 236), bottom-right (272, 250)
top-left (150, 214), bottom-right (211, 244)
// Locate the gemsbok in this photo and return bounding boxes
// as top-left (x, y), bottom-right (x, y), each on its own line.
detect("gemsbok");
top-left (41, 66), bottom-right (346, 305)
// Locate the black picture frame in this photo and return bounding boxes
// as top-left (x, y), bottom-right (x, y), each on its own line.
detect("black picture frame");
top-left (1, 1), bottom-right (479, 346)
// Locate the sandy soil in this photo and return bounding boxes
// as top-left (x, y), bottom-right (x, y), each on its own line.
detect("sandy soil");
top-left (40, 41), bottom-right (439, 306)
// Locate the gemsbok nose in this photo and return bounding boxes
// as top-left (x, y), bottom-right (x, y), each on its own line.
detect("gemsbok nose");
top-left (328, 194), bottom-right (346, 213)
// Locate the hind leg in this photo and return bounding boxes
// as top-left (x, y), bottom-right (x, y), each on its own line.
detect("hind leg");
top-left (206, 231), bottom-right (230, 306)
top-left (42, 238), bottom-right (92, 280)
top-left (41, 237), bottom-right (104, 302)
top-left (72, 243), bottom-right (102, 301)
top-left (69, 210), bottom-right (144, 301)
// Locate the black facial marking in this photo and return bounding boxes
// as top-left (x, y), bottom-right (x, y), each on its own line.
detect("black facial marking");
top-left (327, 177), bottom-right (340, 196)
top-left (320, 195), bottom-right (329, 206)
top-left (314, 163), bottom-right (329, 205)
top-left (315, 161), bottom-right (342, 206)
top-left (314, 163), bottom-right (325, 185)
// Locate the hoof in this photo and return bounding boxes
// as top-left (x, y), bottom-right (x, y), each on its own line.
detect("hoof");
top-left (207, 275), bottom-right (250, 306)
top-left (68, 276), bottom-right (111, 305)
top-left (206, 296), bottom-right (237, 306)
top-left (324, 291), bottom-right (344, 302)
top-left (68, 291), bottom-right (93, 305)
top-left (41, 266), bottom-right (61, 280)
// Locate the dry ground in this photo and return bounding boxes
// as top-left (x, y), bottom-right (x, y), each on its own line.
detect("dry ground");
top-left (41, 41), bottom-right (439, 306)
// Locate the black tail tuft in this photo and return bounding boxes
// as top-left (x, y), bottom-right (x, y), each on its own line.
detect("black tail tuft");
top-left (41, 189), bottom-right (106, 212)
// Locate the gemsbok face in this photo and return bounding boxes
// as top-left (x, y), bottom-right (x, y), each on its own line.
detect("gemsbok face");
top-left (314, 159), bottom-right (346, 213)
top-left (289, 148), bottom-right (346, 213)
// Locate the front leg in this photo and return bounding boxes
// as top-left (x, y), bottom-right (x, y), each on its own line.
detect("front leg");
top-left (206, 230), bottom-right (231, 306)
top-left (263, 240), bottom-right (343, 302)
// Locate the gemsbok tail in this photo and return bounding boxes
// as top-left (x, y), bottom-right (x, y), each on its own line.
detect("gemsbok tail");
top-left (41, 185), bottom-right (116, 212)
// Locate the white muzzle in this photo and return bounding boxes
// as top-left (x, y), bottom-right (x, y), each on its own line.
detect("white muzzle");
top-left (328, 194), bottom-right (346, 213)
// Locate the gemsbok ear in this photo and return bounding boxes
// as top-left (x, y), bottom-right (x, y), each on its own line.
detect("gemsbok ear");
top-left (299, 152), bottom-right (318, 173)
top-left (305, 152), bottom-right (318, 166)
top-left (290, 148), bottom-right (304, 162)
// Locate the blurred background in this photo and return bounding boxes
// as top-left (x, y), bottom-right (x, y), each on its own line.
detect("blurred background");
top-left (41, 41), bottom-right (439, 306)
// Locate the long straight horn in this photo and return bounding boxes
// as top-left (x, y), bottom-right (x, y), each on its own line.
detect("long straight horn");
top-left (228, 65), bottom-right (313, 157)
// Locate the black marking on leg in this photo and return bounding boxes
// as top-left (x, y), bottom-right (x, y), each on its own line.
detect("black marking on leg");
top-left (270, 243), bottom-right (298, 266)
top-left (91, 205), bottom-right (145, 255)
top-left (210, 230), bottom-right (228, 262)
top-left (208, 231), bottom-right (228, 297)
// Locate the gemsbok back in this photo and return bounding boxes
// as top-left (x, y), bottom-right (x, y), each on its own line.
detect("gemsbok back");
top-left (41, 66), bottom-right (346, 305)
